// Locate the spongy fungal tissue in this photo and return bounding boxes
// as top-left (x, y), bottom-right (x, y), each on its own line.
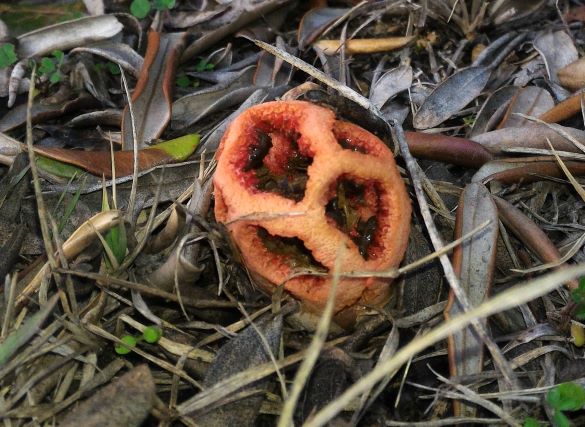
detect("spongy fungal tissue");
top-left (213, 100), bottom-right (411, 316)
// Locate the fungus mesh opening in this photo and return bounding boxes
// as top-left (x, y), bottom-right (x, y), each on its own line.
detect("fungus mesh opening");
top-left (336, 137), bottom-right (367, 153)
top-left (244, 129), bottom-right (312, 202)
top-left (325, 177), bottom-right (382, 260)
top-left (257, 227), bottom-right (326, 271)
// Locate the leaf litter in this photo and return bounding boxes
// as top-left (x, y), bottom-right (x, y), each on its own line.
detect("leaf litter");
top-left (0, 1), bottom-right (584, 426)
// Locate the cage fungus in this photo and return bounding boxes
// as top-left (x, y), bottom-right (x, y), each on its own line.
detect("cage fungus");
top-left (214, 101), bottom-right (411, 319)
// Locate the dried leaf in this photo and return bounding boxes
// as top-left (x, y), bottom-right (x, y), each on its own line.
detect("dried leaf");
top-left (498, 86), bottom-right (554, 128)
top-left (16, 15), bottom-right (123, 58)
top-left (171, 66), bottom-right (256, 129)
top-left (472, 124), bottom-right (585, 154)
top-left (295, 348), bottom-right (354, 424)
top-left (0, 91), bottom-right (99, 133)
top-left (474, 157), bottom-right (585, 184)
top-left (313, 36), bottom-right (414, 55)
top-left (195, 314), bottom-right (283, 427)
top-left (493, 196), bottom-right (578, 290)
top-left (470, 86), bottom-right (517, 137)
top-left (405, 131), bottom-right (493, 168)
top-left (121, 31), bottom-right (186, 150)
top-left (59, 365), bottom-right (155, 427)
top-left (413, 66), bottom-right (491, 129)
top-left (34, 133), bottom-right (199, 178)
top-left (72, 41), bottom-right (144, 78)
top-left (297, 7), bottom-right (349, 50)
top-left (538, 90), bottom-right (585, 124)
top-left (369, 64), bottom-right (412, 109)
top-left (533, 31), bottom-right (578, 84)
top-left (445, 183), bottom-right (498, 417)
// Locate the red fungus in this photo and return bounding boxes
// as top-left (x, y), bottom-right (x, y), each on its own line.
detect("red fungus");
top-left (214, 101), bottom-right (411, 319)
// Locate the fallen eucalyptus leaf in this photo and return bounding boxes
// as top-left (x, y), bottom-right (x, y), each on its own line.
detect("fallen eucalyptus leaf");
top-left (59, 365), bottom-right (155, 427)
top-left (498, 86), bottom-right (554, 128)
top-left (121, 31), bottom-right (186, 150)
top-left (34, 133), bottom-right (199, 178)
top-left (445, 183), bottom-right (499, 417)
top-left (194, 314), bottom-right (283, 427)
top-left (413, 66), bottom-right (491, 129)
top-left (297, 7), bottom-right (349, 50)
top-left (72, 41), bottom-right (144, 78)
top-left (369, 64), bottom-right (412, 109)
top-left (472, 124), bottom-right (585, 154)
top-left (470, 86), bottom-right (517, 137)
top-left (533, 31), bottom-right (578, 84)
top-left (0, 91), bottom-right (99, 133)
top-left (17, 15), bottom-right (123, 58)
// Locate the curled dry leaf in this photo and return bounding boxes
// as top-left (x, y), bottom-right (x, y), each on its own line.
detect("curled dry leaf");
top-left (405, 131), bottom-right (494, 168)
top-left (214, 101), bottom-right (411, 323)
top-left (445, 183), bottom-right (499, 417)
top-left (493, 196), bottom-right (579, 290)
top-left (539, 92), bottom-right (584, 124)
top-left (313, 36), bottom-right (415, 56)
top-left (16, 15), bottom-right (123, 58)
top-left (413, 66), bottom-right (492, 129)
top-left (474, 157), bottom-right (585, 184)
top-left (121, 31), bottom-right (186, 150)
top-left (71, 41), bottom-right (144, 78)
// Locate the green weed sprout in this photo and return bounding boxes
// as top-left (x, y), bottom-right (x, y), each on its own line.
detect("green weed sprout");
top-left (114, 326), bottom-right (163, 355)
top-left (546, 382), bottom-right (585, 427)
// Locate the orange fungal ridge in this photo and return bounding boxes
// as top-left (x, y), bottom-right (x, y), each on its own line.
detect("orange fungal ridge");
top-left (213, 100), bottom-right (411, 317)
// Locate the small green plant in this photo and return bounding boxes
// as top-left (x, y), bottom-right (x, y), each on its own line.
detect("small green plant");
top-left (94, 62), bottom-right (121, 76)
top-left (195, 58), bottom-right (214, 72)
top-left (175, 73), bottom-right (200, 88)
top-left (523, 417), bottom-right (541, 427)
top-left (114, 335), bottom-right (137, 355)
top-left (130, 0), bottom-right (175, 19)
top-left (546, 382), bottom-right (585, 427)
top-left (38, 50), bottom-right (65, 84)
top-left (114, 326), bottom-right (163, 355)
top-left (0, 43), bottom-right (17, 68)
top-left (571, 277), bottom-right (585, 320)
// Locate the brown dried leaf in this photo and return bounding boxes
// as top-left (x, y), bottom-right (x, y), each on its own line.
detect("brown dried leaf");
top-left (121, 31), bottom-right (186, 150)
top-left (405, 131), bottom-right (494, 168)
top-left (313, 36), bottom-right (414, 55)
top-left (445, 183), bottom-right (499, 417)
top-left (493, 196), bottom-right (578, 289)
top-left (539, 92), bottom-right (584, 123)
top-left (473, 157), bottom-right (585, 184)
top-left (59, 365), bottom-right (155, 427)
